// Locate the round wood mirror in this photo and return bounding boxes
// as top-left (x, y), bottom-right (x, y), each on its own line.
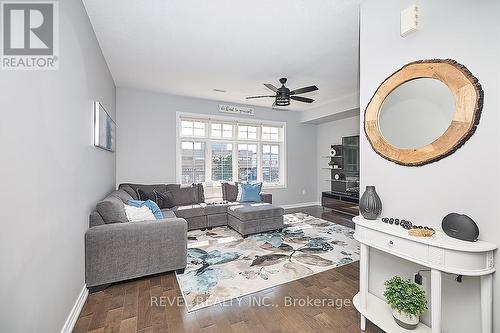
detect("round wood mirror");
top-left (364, 59), bottom-right (483, 166)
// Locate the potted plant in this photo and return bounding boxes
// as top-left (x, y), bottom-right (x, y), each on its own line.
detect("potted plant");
top-left (384, 276), bottom-right (428, 330)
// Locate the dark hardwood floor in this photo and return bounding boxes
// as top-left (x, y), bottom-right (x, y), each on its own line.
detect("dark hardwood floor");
top-left (73, 206), bottom-right (382, 333)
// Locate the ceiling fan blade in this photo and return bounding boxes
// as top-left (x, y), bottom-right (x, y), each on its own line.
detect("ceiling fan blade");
top-left (264, 84), bottom-right (278, 92)
top-left (290, 85), bottom-right (318, 95)
top-left (246, 95), bottom-right (275, 99)
top-left (290, 95), bottom-right (314, 103)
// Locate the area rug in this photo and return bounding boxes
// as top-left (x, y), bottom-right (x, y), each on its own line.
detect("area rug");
top-left (176, 212), bottom-right (360, 312)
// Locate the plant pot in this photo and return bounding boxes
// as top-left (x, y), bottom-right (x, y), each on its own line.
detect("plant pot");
top-left (392, 308), bottom-right (419, 330)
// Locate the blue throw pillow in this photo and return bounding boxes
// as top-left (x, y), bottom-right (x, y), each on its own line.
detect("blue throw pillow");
top-left (127, 199), bottom-right (163, 220)
top-left (239, 183), bottom-right (263, 202)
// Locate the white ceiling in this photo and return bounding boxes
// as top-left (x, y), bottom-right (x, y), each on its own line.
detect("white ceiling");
top-left (83, 0), bottom-right (360, 111)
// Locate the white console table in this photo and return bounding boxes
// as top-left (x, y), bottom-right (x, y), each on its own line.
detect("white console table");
top-left (352, 216), bottom-right (497, 333)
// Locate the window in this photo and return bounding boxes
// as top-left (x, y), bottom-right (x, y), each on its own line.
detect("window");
top-left (181, 120), bottom-right (206, 136)
top-left (211, 123), bottom-right (232, 138)
top-left (262, 144), bottom-right (280, 183)
top-left (238, 125), bottom-right (257, 139)
top-left (178, 115), bottom-right (285, 188)
top-left (238, 143), bottom-right (257, 182)
top-left (262, 126), bottom-right (280, 141)
top-left (181, 141), bottom-right (205, 183)
top-left (211, 143), bottom-right (233, 181)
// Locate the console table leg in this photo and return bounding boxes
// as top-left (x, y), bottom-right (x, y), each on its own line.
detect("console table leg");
top-left (359, 243), bottom-right (369, 331)
top-left (431, 269), bottom-right (442, 333)
top-left (480, 275), bottom-right (493, 333)
top-left (360, 314), bottom-right (366, 331)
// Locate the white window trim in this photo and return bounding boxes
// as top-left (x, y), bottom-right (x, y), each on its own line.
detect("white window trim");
top-left (176, 112), bottom-right (287, 189)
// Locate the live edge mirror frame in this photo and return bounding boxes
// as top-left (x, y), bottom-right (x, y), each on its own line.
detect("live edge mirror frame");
top-left (364, 59), bottom-right (484, 166)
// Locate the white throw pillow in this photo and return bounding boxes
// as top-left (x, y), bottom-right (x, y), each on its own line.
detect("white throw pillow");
top-left (236, 183), bottom-right (243, 202)
top-left (124, 204), bottom-right (156, 222)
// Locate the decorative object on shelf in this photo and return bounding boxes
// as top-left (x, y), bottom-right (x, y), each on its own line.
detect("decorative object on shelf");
top-left (384, 276), bottom-right (427, 330)
top-left (328, 160), bottom-right (340, 169)
top-left (364, 59), bottom-right (483, 166)
top-left (442, 213), bottom-right (479, 242)
top-left (381, 217), bottom-right (435, 237)
top-left (94, 101), bottom-right (116, 152)
top-left (333, 173), bottom-right (344, 180)
top-left (359, 186), bottom-right (382, 220)
top-left (329, 145), bottom-right (342, 157)
top-left (408, 228), bottom-right (435, 237)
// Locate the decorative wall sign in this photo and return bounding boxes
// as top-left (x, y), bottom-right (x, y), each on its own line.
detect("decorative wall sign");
top-left (219, 104), bottom-right (255, 116)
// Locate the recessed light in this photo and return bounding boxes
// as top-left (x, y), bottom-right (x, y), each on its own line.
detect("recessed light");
top-left (212, 89), bottom-right (227, 93)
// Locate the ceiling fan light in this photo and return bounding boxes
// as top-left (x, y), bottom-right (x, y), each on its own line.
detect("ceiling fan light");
top-left (275, 97), bottom-right (290, 106)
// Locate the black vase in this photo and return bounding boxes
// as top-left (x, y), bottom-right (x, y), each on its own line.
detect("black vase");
top-left (359, 186), bottom-right (382, 220)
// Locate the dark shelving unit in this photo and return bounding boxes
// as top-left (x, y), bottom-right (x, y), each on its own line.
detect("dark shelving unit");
top-left (322, 135), bottom-right (360, 216)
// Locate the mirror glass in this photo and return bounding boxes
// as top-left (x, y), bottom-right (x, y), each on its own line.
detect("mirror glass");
top-left (378, 78), bottom-right (455, 149)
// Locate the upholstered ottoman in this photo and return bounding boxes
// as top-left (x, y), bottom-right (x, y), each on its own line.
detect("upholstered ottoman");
top-left (227, 203), bottom-right (284, 237)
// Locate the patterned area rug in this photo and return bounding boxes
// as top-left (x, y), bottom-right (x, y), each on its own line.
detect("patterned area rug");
top-left (176, 212), bottom-right (360, 312)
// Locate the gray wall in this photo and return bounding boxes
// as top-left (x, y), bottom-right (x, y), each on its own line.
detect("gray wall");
top-left (116, 87), bottom-right (318, 206)
top-left (316, 115), bottom-right (360, 199)
top-left (360, 0), bottom-right (500, 331)
top-left (0, 0), bottom-right (116, 332)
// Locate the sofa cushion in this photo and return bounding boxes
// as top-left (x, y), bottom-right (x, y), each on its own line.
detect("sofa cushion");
top-left (89, 210), bottom-right (105, 228)
top-left (227, 203), bottom-right (284, 221)
top-left (172, 204), bottom-right (206, 218)
top-left (205, 202), bottom-right (237, 215)
top-left (160, 209), bottom-right (176, 219)
top-left (156, 186), bottom-right (199, 209)
top-left (96, 196), bottom-right (128, 224)
top-left (110, 189), bottom-right (134, 203)
top-left (166, 184), bottom-right (181, 191)
top-left (222, 182), bottom-right (239, 201)
top-left (119, 184), bottom-right (139, 200)
top-left (119, 184), bottom-right (167, 201)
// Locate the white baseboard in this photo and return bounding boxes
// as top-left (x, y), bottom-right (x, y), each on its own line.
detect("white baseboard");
top-left (61, 284), bottom-right (88, 333)
top-left (280, 201), bottom-right (321, 210)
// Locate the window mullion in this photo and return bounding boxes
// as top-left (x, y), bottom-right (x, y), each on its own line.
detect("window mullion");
top-left (233, 140), bottom-right (238, 182)
top-left (206, 140), bottom-right (212, 183)
top-left (257, 143), bottom-right (263, 182)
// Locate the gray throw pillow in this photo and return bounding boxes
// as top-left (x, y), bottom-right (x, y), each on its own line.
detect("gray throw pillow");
top-left (137, 189), bottom-right (157, 202)
top-left (193, 183), bottom-right (205, 203)
top-left (156, 186), bottom-right (199, 208)
top-left (222, 182), bottom-right (239, 201)
top-left (96, 196), bottom-right (128, 224)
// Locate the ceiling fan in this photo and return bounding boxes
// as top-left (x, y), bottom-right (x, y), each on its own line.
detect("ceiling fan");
top-left (246, 78), bottom-right (318, 108)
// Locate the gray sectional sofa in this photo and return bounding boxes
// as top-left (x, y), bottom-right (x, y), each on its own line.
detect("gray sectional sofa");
top-left (85, 182), bottom-right (284, 289)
